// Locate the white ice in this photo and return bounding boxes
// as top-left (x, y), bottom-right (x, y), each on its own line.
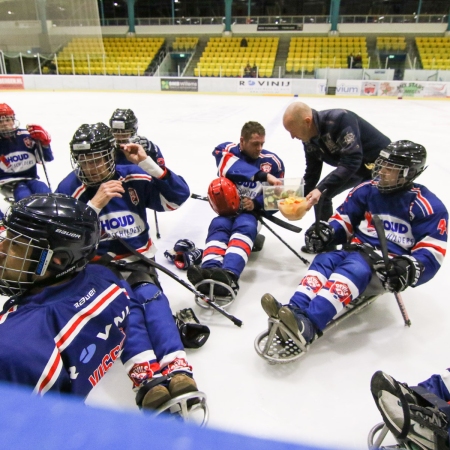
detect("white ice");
top-left (2, 89), bottom-right (450, 449)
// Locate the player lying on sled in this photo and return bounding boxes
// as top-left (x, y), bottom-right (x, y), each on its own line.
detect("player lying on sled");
top-left (255, 140), bottom-right (448, 363)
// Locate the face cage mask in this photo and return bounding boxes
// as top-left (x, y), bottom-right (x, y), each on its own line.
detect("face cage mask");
top-left (71, 148), bottom-right (116, 187)
top-left (372, 157), bottom-right (410, 193)
top-left (0, 116), bottom-right (20, 138)
top-left (111, 128), bottom-right (135, 145)
top-left (0, 230), bottom-right (53, 298)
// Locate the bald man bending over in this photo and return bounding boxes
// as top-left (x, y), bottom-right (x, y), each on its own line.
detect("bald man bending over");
top-left (283, 102), bottom-right (390, 253)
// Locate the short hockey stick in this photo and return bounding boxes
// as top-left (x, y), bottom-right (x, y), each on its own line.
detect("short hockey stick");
top-left (257, 216), bottom-right (310, 266)
top-left (35, 141), bottom-right (52, 191)
top-left (117, 237), bottom-right (243, 327)
top-left (154, 211), bottom-right (161, 239)
top-left (190, 193), bottom-right (302, 233)
top-left (372, 214), bottom-right (411, 327)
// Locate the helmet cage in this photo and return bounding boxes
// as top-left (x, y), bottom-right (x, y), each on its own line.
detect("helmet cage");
top-left (71, 147), bottom-right (116, 187)
top-left (109, 109), bottom-right (138, 144)
top-left (0, 229), bottom-right (53, 297)
top-left (0, 114), bottom-right (19, 138)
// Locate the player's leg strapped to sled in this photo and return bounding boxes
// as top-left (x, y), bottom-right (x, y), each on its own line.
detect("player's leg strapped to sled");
top-left (94, 255), bottom-right (209, 425)
top-left (254, 243), bottom-right (406, 364)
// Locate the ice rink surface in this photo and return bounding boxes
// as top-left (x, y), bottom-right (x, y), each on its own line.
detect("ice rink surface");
top-left (1, 89), bottom-right (450, 449)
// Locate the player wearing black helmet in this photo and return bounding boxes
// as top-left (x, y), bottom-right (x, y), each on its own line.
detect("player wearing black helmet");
top-left (260, 140), bottom-right (447, 347)
top-left (58, 123), bottom-right (205, 415)
top-left (0, 193), bottom-right (131, 397)
top-left (109, 108), bottom-right (165, 167)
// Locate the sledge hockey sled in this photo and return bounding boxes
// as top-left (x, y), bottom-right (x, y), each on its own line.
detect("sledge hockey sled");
top-left (193, 233), bottom-right (265, 310)
top-left (153, 391), bottom-right (209, 427)
top-left (367, 422), bottom-right (412, 449)
top-left (254, 276), bottom-right (386, 364)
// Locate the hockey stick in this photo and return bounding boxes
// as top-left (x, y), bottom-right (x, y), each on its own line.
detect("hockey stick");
top-left (190, 193), bottom-right (302, 233)
top-left (372, 214), bottom-right (411, 327)
top-left (116, 237), bottom-right (243, 327)
top-left (314, 188), bottom-right (327, 233)
top-left (154, 211), bottom-right (161, 239)
top-left (257, 216), bottom-right (310, 266)
top-left (35, 141), bottom-right (52, 191)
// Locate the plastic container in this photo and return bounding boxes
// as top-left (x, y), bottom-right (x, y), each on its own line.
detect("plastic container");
top-left (262, 178), bottom-right (304, 211)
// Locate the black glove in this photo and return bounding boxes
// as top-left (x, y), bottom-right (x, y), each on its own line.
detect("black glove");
top-left (304, 221), bottom-right (335, 253)
top-left (164, 239), bottom-right (203, 270)
top-left (174, 308), bottom-right (210, 348)
top-left (376, 255), bottom-right (424, 292)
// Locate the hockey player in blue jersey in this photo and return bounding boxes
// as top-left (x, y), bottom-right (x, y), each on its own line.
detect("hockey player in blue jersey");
top-left (56, 123), bottom-right (202, 410)
top-left (187, 121), bottom-right (285, 297)
top-left (0, 193), bottom-right (131, 397)
top-left (0, 103), bottom-right (53, 218)
top-left (109, 108), bottom-right (165, 168)
top-left (283, 102), bottom-right (391, 252)
top-left (261, 140), bottom-right (447, 345)
top-left (371, 369), bottom-right (450, 449)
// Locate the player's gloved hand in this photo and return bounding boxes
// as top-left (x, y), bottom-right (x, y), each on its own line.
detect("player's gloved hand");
top-left (26, 124), bottom-right (51, 146)
top-left (304, 221), bottom-right (334, 253)
top-left (174, 307), bottom-right (210, 348)
top-left (376, 255), bottom-right (424, 292)
top-left (164, 239), bottom-right (203, 270)
top-left (129, 136), bottom-right (163, 167)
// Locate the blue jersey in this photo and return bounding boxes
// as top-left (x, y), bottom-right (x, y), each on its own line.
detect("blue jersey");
top-left (115, 134), bottom-right (165, 168)
top-left (0, 128), bottom-right (54, 184)
top-left (330, 181), bottom-right (448, 286)
top-left (56, 164), bottom-right (190, 259)
top-left (213, 142), bottom-right (285, 211)
top-left (0, 265), bottom-right (130, 397)
top-left (303, 109), bottom-right (390, 195)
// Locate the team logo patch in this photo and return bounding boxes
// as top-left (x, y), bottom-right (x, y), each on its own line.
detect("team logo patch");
top-left (301, 275), bottom-right (323, 293)
top-left (23, 137), bottom-right (34, 149)
top-left (128, 187), bottom-right (139, 205)
top-left (162, 357), bottom-right (192, 375)
top-left (343, 132), bottom-right (355, 145)
top-left (128, 362), bottom-right (154, 388)
top-left (329, 281), bottom-right (352, 305)
top-left (323, 133), bottom-right (339, 153)
top-left (260, 162), bottom-right (272, 173)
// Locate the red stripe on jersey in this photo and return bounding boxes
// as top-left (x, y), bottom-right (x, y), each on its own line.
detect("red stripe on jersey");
top-left (91, 239), bottom-right (153, 261)
top-left (218, 152), bottom-right (235, 177)
top-left (55, 284), bottom-right (122, 349)
top-left (38, 351), bottom-right (62, 394)
top-left (203, 246), bottom-right (226, 257)
top-left (332, 212), bottom-right (353, 235)
top-left (413, 241), bottom-right (446, 257)
top-left (229, 238), bottom-right (252, 255)
top-left (122, 174), bottom-right (153, 183)
top-left (73, 184), bottom-right (86, 199)
top-left (412, 188), bottom-right (433, 215)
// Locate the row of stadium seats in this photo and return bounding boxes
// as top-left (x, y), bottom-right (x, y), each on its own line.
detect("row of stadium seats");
top-left (416, 37), bottom-right (450, 70)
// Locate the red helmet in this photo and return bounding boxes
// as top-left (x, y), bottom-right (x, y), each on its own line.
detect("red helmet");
top-left (207, 177), bottom-right (241, 216)
top-left (0, 103), bottom-right (18, 137)
top-left (0, 104), bottom-right (14, 117)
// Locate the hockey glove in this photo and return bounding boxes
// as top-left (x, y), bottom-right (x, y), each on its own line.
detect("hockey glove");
top-left (304, 221), bottom-right (335, 253)
top-left (376, 255), bottom-right (424, 292)
top-left (164, 239), bottom-right (203, 270)
top-left (175, 308), bottom-right (210, 348)
top-left (26, 124), bottom-right (51, 146)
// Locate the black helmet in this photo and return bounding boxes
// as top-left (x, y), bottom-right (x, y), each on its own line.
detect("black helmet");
top-left (70, 122), bottom-right (116, 187)
top-left (109, 108), bottom-right (138, 144)
top-left (372, 140), bottom-right (427, 193)
top-left (0, 193), bottom-right (100, 297)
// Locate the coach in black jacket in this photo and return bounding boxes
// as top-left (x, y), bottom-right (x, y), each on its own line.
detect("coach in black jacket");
top-left (283, 101), bottom-right (390, 226)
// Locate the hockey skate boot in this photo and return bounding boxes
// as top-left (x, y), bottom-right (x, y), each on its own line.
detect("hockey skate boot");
top-left (187, 265), bottom-right (213, 295)
top-left (278, 306), bottom-right (318, 345)
top-left (169, 373), bottom-right (199, 398)
top-left (140, 384), bottom-right (171, 410)
top-left (371, 371), bottom-right (450, 449)
top-left (210, 268), bottom-right (239, 297)
top-left (261, 293), bottom-right (289, 341)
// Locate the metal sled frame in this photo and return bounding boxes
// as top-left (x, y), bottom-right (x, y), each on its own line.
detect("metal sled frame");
top-left (194, 279), bottom-right (237, 309)
top-left (254, 293), bottom-right (381, 364)
top-left (153, 391), bottom-right (209, 427)
top-left (367, 422), bottom-right (414, 449)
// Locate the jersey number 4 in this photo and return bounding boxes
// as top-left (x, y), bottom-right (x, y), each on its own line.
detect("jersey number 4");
top-left (437, 219), bottom-right (447, 236)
